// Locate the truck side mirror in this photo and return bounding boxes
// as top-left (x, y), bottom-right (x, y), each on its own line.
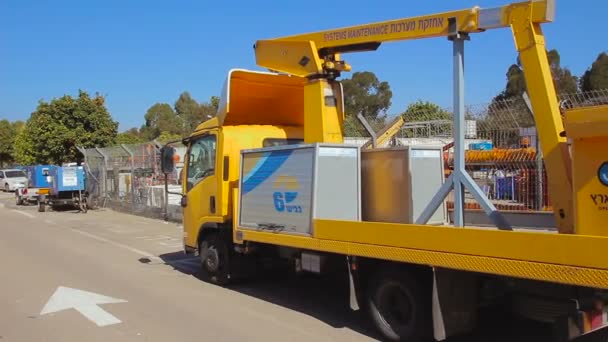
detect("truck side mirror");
top-left (161, 146), bottom-right (176, 174)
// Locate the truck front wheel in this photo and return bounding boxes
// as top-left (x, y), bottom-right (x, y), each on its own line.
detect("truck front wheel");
top-left (366, 267), bottom-right (430, 342)
top-left (199, 232), bottom-right (230, 286)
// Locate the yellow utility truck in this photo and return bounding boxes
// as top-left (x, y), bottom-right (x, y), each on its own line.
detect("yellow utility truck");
top-left (161, 1), bottom-right (608, 340)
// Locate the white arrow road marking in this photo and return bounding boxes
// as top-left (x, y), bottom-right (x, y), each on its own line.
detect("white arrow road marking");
top-left (40, 286), bottom-right (127, 327)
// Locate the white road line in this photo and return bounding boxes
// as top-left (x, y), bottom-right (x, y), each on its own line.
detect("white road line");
top-left (11, 209), bottom-right (36, 219)
top-left (159, 242), bottom-right (183, 248)
top-left (107, 228), bottom-right (144, 234)
top-left (71, 229), bottom-right (162, 261)
top-left (135, 235), bottom-right (162, 240)
top-left (143, 236), bottom-right (171, 241)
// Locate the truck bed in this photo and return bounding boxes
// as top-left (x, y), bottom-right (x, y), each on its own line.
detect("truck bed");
top-left (237, 219), bottom-right (608, 289)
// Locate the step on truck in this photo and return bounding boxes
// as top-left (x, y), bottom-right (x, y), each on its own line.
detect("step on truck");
top-left (161, 1), bottom-right (608, 340)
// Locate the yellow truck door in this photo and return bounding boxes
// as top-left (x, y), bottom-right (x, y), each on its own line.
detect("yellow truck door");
top-left (182, 131), bottom-right (220, 248)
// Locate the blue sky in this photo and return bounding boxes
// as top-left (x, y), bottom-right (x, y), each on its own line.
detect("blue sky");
top-left (1, 0), bottom-right (606, 132)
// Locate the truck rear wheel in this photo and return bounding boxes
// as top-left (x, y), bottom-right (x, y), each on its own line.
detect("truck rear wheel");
top-left (38, 196), bottom-right (46, 212)
top-left (199, 233), bottom-right (230, 286)
top-left (366, 268), bottom-right (430, 342)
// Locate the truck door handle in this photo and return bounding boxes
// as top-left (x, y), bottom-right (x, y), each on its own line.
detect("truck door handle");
top-left (210, 196), bottom-right (216, 214)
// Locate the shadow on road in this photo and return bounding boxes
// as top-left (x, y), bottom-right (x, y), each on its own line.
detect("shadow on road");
top-left (156, 251), bottom-right (608, 342)
top-left (157, 250), bottom-right (382, 340)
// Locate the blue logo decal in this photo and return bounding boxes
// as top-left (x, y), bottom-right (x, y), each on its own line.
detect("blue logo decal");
top-left (272, 175), bottom-right (302, 213)
top-left (599, 162), bottom-right (608, 187)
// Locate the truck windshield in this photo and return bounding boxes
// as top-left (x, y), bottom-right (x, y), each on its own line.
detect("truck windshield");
top-left (186, 134), bottom-right (216, 191)
top-left (5, 171), bottom-right (26, 178)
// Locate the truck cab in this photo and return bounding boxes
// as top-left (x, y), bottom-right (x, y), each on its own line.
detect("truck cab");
top-left (174, 69), bottom-right (308, 264)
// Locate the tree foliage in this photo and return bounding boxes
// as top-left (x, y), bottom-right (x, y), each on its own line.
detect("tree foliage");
top-left (0, 119), bottom-right (24, 167)
top-left (116, 127), bottom-right (145, 144)
top-left (14, 90), bottom-right (118, 165)
top-left (174, 92), bottom-right (219, 133)
top-left (493, 49), bottom-right (578, 103)
top-left (547, 49), bottom-right (579, 95)
top-left (140, 103), bottom-right (183, 141)
top-left (341, 71), bottom-right (392, 119)
top-left (580, 52), bottom-right (608, 92)
top-left (156, 131), bottom-right (183, 144)
top-left (401, 100), bottom-right (451, 122)
top-left (135, 92), bottom-right (220, 142)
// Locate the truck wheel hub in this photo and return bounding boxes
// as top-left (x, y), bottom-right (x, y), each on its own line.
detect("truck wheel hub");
top-left (377, 283), bottom-right (413, 331)
top-left (204, 248), bottom-right (219, 272)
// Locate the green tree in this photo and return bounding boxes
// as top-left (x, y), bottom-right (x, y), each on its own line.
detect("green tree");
top-left (140, 103), bottom-right (182, 140)
top-left (210, 96), bottom-right (220, 111)
top-left (0, 119), bottom-right (21, 167)
top-left (341, 71), bottom-right (392, 119)
top-left (547, 49), bottom-right (579, 95)
top-left (174, 92), bottom-right (219, 134)
top-left (14, 90), bottom-right (118, 165)
top-left (116, 127), bottom-right (145, 144)
top-left (493, 49), bottom-right (578, 102)
top-left (580, 52), bottom-right (608, 92)
top-left (401, 100), bottom-right (451, 122)
top-left (175, 91), bottom-right (199, 132)
top-left (399, 100), bottom-right (452, 138)
top-left (156, 131), bottom-right (183, 144)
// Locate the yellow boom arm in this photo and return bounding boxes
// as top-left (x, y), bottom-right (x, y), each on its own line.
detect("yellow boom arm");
top-left (253, 0), bottom-right (574, 233)
top-left (254, 1), bottom-right (554, 78)
top-left (361, 116), bottom-right (406, 149)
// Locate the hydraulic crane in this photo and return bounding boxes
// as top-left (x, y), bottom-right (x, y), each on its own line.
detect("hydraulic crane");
top-left (253, 0), bottom-right (575, 234)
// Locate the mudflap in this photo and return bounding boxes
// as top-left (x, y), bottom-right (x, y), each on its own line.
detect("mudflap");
top-left (347, 255), bottom-right (360, 311)
top-left (432, 267), bottom-right (479, 341)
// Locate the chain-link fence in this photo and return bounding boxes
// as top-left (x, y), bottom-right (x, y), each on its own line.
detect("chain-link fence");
top-left (78, 90), bottom-right (606, 221)
top-left (345, 90), bottom-right (608, 213)
top-left (78, 140), bottom-right (186, 221)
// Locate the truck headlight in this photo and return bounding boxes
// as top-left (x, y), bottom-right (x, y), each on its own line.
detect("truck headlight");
top-left (599, 162), bottom-right (608, 187)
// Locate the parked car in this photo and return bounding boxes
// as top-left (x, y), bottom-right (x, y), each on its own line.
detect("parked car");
top-left (0, 169), bottom-right (28, 192)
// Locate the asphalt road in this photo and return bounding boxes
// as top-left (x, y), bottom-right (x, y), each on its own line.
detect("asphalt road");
top-left (0, 191), bottom-right (605, 342)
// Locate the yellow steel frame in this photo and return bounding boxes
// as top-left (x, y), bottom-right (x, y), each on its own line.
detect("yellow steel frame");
top-left (361, 116), bottom-right (405, 149)
top-left (237, 220), bottom-right (608, 289)
top-left (253, 0), bottom-right (574, 233)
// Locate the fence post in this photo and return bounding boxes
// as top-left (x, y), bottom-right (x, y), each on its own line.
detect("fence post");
top-left (522, 92), bottom-right (545, 211)
top-left (121, 144), bottom-right (135, 213)
top-left (95, 147), bottom-right (108, 207)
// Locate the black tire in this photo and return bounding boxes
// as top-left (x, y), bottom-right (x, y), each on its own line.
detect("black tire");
top-left (80, 197), bottom-right (88, 213)
top-left (365, 268), bottom-right (430, 342)
top-left (199, 232), bottom-right (231, 286)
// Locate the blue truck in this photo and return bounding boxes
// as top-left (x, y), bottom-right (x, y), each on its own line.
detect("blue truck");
top-left (15, 165), bottom-right (53, 206)
top-left (37, 165), bottom-right (89, 213)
